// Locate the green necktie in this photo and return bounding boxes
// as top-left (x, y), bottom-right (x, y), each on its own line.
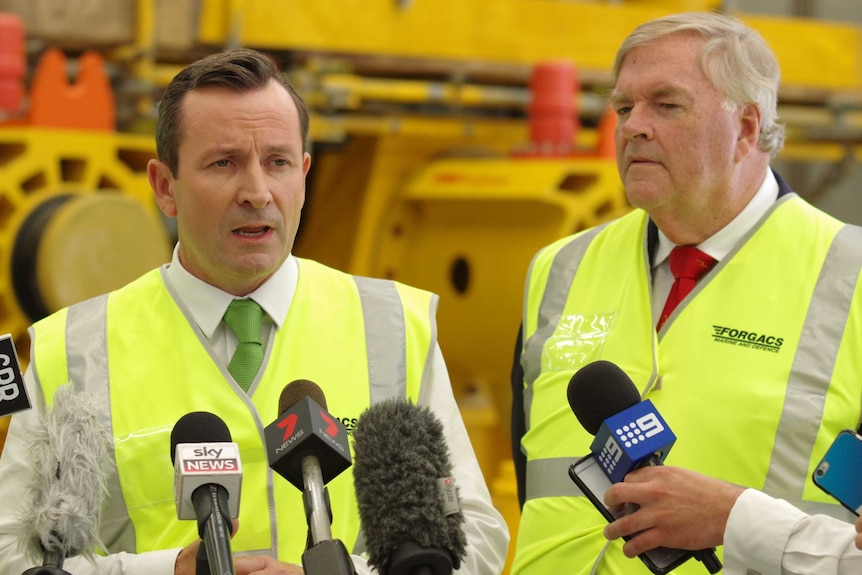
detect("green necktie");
top-left (223, 299), bottom-right (264, 392)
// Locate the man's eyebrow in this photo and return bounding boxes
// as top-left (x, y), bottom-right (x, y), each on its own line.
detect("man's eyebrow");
top-left (649, 86), bottom-right (690, 100)
top-left (608, 92), bottom-right (630, 106)
top-left (609, 86), bottom-right (690, 105)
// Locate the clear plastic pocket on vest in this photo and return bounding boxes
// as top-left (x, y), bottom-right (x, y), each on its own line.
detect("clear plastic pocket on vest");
top-left (543, 312), bottom-right (616, 371)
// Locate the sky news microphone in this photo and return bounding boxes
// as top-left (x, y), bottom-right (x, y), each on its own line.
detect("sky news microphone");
top-left (353, 398), bottom-right (467, 575)
top-left (264, 379), bottom-right (354, 575)
top-left (567, 360), bottom-right (721, 575)
top-left (171, 411), bottom-right (242, 575)
top-left (19, 383), bottom-right (110, 575)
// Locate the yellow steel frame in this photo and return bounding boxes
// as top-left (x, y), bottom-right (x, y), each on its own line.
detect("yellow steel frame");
top-left (0, 128), bottom-right (157, 362)
top-left (193, 0), bottom-right (862, 95)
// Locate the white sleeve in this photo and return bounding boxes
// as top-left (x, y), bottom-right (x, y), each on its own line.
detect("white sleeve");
top-left (0, 368), bottom-right (181, 575)
top-left (723, 488), bottom-right (862, 575)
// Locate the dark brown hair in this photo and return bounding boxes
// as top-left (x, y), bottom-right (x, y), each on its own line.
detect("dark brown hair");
top-left (155, 48), bottom-right (311, 176)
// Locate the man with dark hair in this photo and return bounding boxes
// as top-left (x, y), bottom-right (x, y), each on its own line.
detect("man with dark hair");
top-left (0, 48), bottom-right (508, 575)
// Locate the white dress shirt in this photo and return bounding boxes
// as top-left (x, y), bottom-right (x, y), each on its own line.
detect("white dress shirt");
top-left (724, 489), bottom-right (862, 575)
top-left (651, 169), bottom-right (779, 326)
top-left (0, 250), bottom-right (509, 575)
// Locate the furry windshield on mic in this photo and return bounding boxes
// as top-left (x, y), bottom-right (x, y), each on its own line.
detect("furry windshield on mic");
top-left (352, 398), bottom-right (466, 574)
top-left (18, 383), bottom-right (112, 564)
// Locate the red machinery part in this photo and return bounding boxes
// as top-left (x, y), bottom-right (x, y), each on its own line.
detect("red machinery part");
top-left (0, 12), bottom-right (25, 114)
top-left (528, 60), bottom-right (578, 153)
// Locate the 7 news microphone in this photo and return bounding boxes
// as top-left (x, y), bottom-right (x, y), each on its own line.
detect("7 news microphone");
top-left (19, 384), bottom-right (110, 575)
top-left (171, 411), bottom-right (242, 575)
top-left (264, 379), bottom-right (355, 575)
top-left (567, 360), bottom-right (722, 574)
top-left (352, 398), bottom-right (467, 575)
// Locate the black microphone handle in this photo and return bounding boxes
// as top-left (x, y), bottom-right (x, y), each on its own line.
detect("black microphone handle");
top-left (195, 542), bottom-right (209, 575)
top-left (693, 548), bottom-right (723, 574)
top-left (21, 548), bottom-right (72, 575)
top-left (389, 541), bottom-right (453, 575)
top-left (192, 484), bottom-right (236, 575)
top-left (302, 538), bottom-right (356, 575)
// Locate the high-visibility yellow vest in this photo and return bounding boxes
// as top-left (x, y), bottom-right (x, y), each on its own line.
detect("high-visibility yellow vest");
top-left (514, 194), bottom-right (862, 574)
top-left (30, 258), bottom-right (436, 562)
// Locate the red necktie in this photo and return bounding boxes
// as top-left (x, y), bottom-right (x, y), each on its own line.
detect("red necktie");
top-left (657, 246), bottom-right (717, 331)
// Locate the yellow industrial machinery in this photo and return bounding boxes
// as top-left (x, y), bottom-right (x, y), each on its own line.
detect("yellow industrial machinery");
top-left (2, 2), bottom-right (862, 571)
top-left (0, 44), bottom-right (171, 362)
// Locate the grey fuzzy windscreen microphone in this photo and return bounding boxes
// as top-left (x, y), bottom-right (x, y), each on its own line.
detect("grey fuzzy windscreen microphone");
top-left (18, 383), bottom-right (111, 565)
top-left (352, 398), bottom-right (467, 575)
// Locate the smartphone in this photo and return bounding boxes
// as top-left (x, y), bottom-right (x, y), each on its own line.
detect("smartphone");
top-left (568, 454), bottom-right (695, 575)
top-left (812, 429), bottom-right (862, 516)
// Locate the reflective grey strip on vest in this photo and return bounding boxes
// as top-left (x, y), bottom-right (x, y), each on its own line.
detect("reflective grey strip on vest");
top-left (763, 224), bottom-right (862, 521)
top-left (527, 458), bottom-right (586, 499)
top-left (521, 226), bottom-right (607, 437)
top-left (334, 275), bottom-right (417, 560)
top-left (354, 276), bottom-right (409, 404)
top-left (522, 457), bottom-right (854, 518)
top-left (63, 295), bottom-right (138, 553)
top-left (353, 276), bottom-right (435, 557)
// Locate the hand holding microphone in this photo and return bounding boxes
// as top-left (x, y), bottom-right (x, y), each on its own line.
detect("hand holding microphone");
top-left (602, 465), bottom-right (743, 557)
top-left (567, 360), bottom-right (721, 574)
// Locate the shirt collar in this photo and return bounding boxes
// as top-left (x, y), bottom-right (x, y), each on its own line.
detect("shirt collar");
top-left (166, 246), bottom-right (298, 337)
top-left (654, 169), bottom-right (779, 268)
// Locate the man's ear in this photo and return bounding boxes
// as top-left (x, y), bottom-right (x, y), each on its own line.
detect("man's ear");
top-left (148, 159), bottom-right (177, 217)
top-left (735, 103), bottom-right (761, 161)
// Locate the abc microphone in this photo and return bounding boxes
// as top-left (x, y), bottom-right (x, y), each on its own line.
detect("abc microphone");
top-left (19, 383), bottom-right (110, 575)
top-left (567, 360), bottom-right (721, 574)
top-left (353, 398), bottom-right (467, 575)
top-left (264, 379), bottom-right (354, 574)
top-left (171, 412), bottom-right (242, 575)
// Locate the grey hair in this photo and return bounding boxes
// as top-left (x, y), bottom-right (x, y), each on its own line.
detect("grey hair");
top-left (613, 11), bottom-right (785, 158)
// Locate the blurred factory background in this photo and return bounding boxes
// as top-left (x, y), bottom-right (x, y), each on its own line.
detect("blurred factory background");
top-left (1, 1), bottom-right (861, 571)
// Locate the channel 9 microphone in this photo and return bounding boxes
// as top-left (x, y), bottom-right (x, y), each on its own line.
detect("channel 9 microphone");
top-left (19, 383), bottom-right (110, 575)
top-left (264, 379), bottom-right (354, 575)
top-left (353, 398), bottom-right (467, 575)
top-left (171, 411), bottom-right (242, 575)
top-left (567, 360), bottom-right (721, 574)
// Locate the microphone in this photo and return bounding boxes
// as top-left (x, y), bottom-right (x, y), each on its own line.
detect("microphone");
top-left (567, 360), bottom-right (721, 574)
top-left (0, 333), bottom-right (31, 417)
top-left (263, 379), bottom-right (354, 574)
top-left (568, 360), bottom-right (676, 483)
top-left (171, 412), bottom-right (242, 575)
top-left (352, 398), bottom-right (467, 575)
top-left (19, 383), bottom-right (110, 575)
